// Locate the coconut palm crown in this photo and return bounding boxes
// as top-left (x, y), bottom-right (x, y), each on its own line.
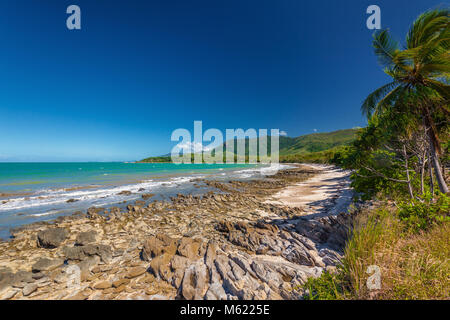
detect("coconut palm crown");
top-left (361, 8), bottom-right (449, 193)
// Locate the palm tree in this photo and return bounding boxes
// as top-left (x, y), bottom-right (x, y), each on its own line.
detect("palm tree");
top-left (362, 8), bottom-right (450, 194)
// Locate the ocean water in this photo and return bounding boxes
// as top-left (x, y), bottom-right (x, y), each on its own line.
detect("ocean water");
top-left (0, 162), bottom-right (287, 239)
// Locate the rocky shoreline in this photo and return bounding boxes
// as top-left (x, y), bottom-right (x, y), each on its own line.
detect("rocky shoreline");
top-left (0, 164), bottom-right (356, 300)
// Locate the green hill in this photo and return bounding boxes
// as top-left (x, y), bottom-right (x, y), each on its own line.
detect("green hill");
top-left (140, 128), bottom-right (359, 163)
top-left (278, 128), bottom-right (358, 155)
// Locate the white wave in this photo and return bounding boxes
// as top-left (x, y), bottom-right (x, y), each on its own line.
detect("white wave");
top-left (0, 175), bottom-right (198, 212)
top-left (33, 210), bottom-right (61, 217)
top-left (233, 163), bottom-right (294, 178)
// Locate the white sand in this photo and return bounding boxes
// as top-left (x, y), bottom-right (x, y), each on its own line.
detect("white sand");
top-left (266, 164), bottom-right (353, 217)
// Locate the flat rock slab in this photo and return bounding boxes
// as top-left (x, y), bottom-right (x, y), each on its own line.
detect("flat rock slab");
top-left (22, 283), bottom-right (38, 296)
top-left (32, 258), bottom-right (64, 272)
top-left (37, 228), bottom-right (68, 248)
top-left (75, 230), bottom-right (98, 246)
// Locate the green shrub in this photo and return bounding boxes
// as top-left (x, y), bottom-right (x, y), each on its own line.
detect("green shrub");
top-left (398, 193), bottom-right (450, 233)
top-left (302, 270), bottom-right (347, 300)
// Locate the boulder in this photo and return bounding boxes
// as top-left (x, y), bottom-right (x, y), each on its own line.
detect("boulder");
top-left (149, 253), bottom-right (173, 282)
top-left (142, 234), bottom-right (177, 261)
top-left (63, 243), bottom-right (112, 263)
top-left (179, 262), bottom-right (208, 300)
top-left (75, 230), bottom-right (98, 246)
top-left (177, 237), bottom-right (203, 260)
top-left (37, 228), bottom-right (68, 248)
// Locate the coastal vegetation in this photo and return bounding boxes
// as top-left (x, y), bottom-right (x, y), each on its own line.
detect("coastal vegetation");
top-left (303, 7), bottom-right (449, 300)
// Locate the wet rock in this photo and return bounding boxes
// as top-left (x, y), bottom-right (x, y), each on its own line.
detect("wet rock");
top-left (32, 258), bottom-right (64, 272)
top-left (117, 191), bottom-right (132, 196)
top-left (37, 228), bottom-right (68, 248)
top-left (142, 193), bottom-right (155, 200)
top-left (87, 207), bottom-right (104, 218)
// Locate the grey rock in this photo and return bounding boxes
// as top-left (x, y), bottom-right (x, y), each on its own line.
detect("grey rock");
top-left (32, 258), bottom-right (64, 272)
top-left (283, 246), bottom-right (314, 266)
top-left (75, 230), bottom-right (98, 246)
top-left (37, 228), bottom-right (68, 248)
top-left (11, 271), bottom-right (34, 287)
top-left (1, 289), bottom-right (19, 300)
top-left (32, 272), bottom-right (45, 280)
top-left (63, 243), bottom-right (112, 263)
top-left (63, 246), bottom-right (85, 261)
top-left (204, 282), bottom-right (227, 300)
top-left (22, 283), bottom-right (38, 296)
top-left (0, 273), bottom-right (14, 294)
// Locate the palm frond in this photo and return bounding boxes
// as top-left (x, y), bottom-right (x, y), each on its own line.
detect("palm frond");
top-left (361, 81), bottom-right (399, 117)
top-left (407, 8), bottom-right (450, 49)
top-left (372, 30), bottom-right (401, 68)
top-left (425, 79), bottom-right (450, 100)
top-left (373, 85), bottom-right (406, 115)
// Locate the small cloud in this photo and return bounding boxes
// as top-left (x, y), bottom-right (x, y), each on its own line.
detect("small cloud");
top-left (176, 141), bottom-right (211, 153)
top-left (313, 129), bottom-right (317, 132)
top-left (279, 130), bottom-right (288, 136)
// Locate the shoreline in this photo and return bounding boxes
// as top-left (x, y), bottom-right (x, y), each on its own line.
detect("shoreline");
top-left (0, 164), bottom-right (355, 300)
top-left (0, 163), bottom-right (280, 239)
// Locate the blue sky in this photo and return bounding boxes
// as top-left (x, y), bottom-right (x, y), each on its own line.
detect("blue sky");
top-left (0, 0), bottom-right (445, 161)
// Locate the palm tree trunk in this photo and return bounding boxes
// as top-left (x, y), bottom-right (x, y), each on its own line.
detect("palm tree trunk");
top-left (420, 159), bottom-right (425, 195)
top-left (429, 150), bottom-right (435, 196)
top-left (428, 130), bottom-right (449, 194)
top-left (403, 145), bottom-right (414, 199)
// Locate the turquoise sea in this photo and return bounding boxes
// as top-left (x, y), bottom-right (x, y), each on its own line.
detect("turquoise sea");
top-left (0, 162), bottom-right (283, 239)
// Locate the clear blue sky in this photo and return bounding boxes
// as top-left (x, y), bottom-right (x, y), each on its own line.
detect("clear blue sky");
top-left (0, 0), bottom-right (445, 161)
